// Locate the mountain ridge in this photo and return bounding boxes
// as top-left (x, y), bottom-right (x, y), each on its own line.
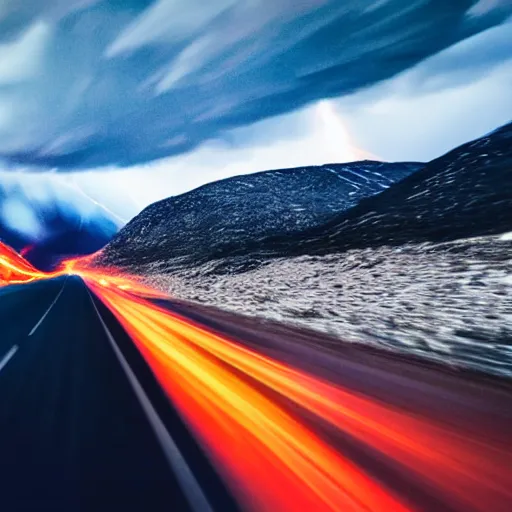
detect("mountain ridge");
top-left (97, 160), bottom-right (423, 269)
top-left (201, 120), bottom-right (512, 262)
top-left (98, 121), bottom-right (511, 272)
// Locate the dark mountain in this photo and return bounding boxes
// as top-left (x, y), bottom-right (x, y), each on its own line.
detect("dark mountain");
top-left (96, 124), bottom-right (512, 376)
top-left (243, 121), bottom-right (512, 258)
top-left (98, 161), bottom-right (422, 269)
top-left (0, 176), bottom-right (119, 270)
top-left (99, 122), bottom-right (511, 274)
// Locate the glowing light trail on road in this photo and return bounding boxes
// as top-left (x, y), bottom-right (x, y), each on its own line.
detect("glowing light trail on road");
top-left (90, 281), bottom-right (410, 512)
top-left (90, 282), bottom-right (512, 512)
top-left (1, 240), bottom-right (511, 511)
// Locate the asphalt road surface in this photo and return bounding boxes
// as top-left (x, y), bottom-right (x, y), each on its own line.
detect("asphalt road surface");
top-left (0, 277), bottom-right (237, 512)
top-left (1, 277), bottom-right (511, 511)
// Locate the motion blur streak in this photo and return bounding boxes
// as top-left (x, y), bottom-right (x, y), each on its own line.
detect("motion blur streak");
top-left (90, 281), bottom-right (408, 512)
top-left (0, 241), bottom-right (52, 284)
top-left (148, 319), bottom-right (510, 510)
top-left (1, 240), bottom-right (511, 511)
top-left (89, 281), bottom-right (512, 512)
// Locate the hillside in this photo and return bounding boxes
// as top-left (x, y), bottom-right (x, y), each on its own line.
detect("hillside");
top-left (98, 161), bottom-right (421, 269)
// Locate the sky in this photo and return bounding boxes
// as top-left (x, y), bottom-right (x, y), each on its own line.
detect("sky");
top-left (0, 0), bottom-right (511, 220)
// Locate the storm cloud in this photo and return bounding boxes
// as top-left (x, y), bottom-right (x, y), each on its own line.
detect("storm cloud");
top-left (0, 0), bottom-right (511, 170)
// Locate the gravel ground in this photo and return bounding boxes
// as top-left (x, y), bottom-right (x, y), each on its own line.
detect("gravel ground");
top-left (142, 233), bottom-right (512, 377)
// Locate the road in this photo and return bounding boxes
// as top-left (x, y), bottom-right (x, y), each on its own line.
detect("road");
top-left (0, 276), bottom-right (511, 511)
top-left (0, 277), bottom-right (237, 512)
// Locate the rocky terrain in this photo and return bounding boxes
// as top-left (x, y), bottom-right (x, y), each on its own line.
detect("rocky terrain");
top-left (193, 122), bottom-right (512, 262)
top-left (146, 233), bottom-right (512, 376)
top-left (99, 122), bottom-right (512, 376)
top-left (98, 161), bottom-right (421, 269)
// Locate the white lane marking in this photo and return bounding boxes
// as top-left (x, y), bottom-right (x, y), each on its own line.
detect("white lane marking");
top-left (0, 345), bottom-right (18, 372)
top-left (29, 279), bottom-right (67, 336)
top-left (88, 291), bottom-right (213, 512)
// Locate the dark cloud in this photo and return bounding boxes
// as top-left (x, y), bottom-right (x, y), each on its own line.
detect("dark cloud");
top-left (0, 0), bottom-right (511, 170)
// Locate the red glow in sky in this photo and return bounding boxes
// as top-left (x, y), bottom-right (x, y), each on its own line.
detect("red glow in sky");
top-left (0, 241), bottom-right (54, 285)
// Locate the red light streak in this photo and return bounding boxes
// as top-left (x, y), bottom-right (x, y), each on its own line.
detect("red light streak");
top-left (90, 282), bottom-right (512, 512)
top-left (1, 240), bottom-right (511, 511)
top-left (0, 241), bottom-right (54, 284)
top-left (89, 281), bottom-right (410, 512)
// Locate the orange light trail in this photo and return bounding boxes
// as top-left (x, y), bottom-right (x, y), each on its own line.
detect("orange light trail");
top-left (89, 281), bottom-right (410, 512)
top-left (89, 282), bottom-right (512, 512)
top-left (1, 240), bottom-right (511, 511)
top-left (0, 241), bottom-right (55, 285)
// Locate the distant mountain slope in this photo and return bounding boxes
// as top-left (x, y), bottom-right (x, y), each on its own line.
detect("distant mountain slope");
top-left (204, 121), bottom-right (512, 261)
top-left (0, 175), bottom-right (119, 269)
top-left (138, 123), bottom-right (512, 376)
top-left (293, 122), bottom-right (512, 253)
top-left (98, 161), bottom-right (422, 268)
